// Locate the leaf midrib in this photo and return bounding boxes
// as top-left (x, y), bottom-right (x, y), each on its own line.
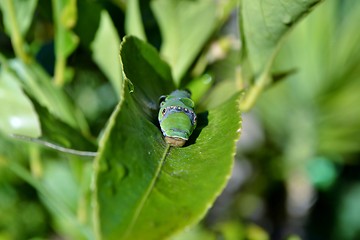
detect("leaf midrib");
top-left (123, 144), bottom-right (171, 239)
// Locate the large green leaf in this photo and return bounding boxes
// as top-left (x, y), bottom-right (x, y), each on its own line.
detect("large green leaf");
top-left (151, 0), bottom-right (218, 85)
top-left (240, 0), bottom-right (323, 78)
top-left (92, 36), bottom-right (241, 240)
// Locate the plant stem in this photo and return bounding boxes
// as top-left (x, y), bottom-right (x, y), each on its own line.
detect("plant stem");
top-left (54, 55), bottom-right (66, 86)
top-left (5, 0), bottom-right (31, 63)
top-left (239, 71), bottom-right (270, 112)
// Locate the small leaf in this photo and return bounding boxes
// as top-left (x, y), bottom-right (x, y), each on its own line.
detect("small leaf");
top-left (93, 36), bottom-right (241, 240)
top-left (185, 73), bottom-right (214, 104)
top-left (28, 97), bottom-right (97, 153)
top-left (8, 60), bottom-right (86, 131)
top-left (0, 0), bottom-right (38, 36)
top-left (125, 0), bottom-right (147, 40)
top-left (120, 36), bottom-right (175, 105)
top-left (0, 67), bottom-right (41, 137)
top-left (52, 0), bottom-right (79, 85)
top-left (151, 0), bottom-right (218, 84)
top-left (91, 10), bottom-right (123, 98)
top-left (240, 0), bottom-right (323, 78)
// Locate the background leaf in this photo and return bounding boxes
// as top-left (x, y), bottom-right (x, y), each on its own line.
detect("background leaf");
top-left (0, 0), bottom-right (38, 36)
top-left (52, 0), bottom-right (78, 58)
top-left (240, 0), bottom-right (323, 79)
top-left (5, 155), bottom-right (94, 240)
top-left (27, 97), bottom-right (97, 152)
top-left (93, 36), bottom-right (241, 240)
top-left (8, 60), bottom-right (87, 131)
top-left (39, 160), bottom-right (94, 240)
top-left (258, 0), bottom-right (360, 159)
top-left (52, 0), bottom-right (79, 85)
top-left (120, 36), bottom-right (175, 102)
top-left (0, 67), bottom-right (41, 137)
top-left (91, 10), bottom-right (123, 98)
top-left (125, 0), bottom-right (147, 40)
top-left (3, 0), bottom-right (358, 239)
top-left (151, 0), bottom-right (218, 84)
top-left (0, 0), bottom-right (37, 61)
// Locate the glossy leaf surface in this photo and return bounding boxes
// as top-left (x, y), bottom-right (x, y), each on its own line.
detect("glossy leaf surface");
top-left (93, 36), bottom-right (241, 240)
top-left (0, 67), bottom-right (40, 137)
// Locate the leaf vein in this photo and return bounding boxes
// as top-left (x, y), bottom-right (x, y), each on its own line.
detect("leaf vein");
top-left (123, 144), bottom-right (171, 238)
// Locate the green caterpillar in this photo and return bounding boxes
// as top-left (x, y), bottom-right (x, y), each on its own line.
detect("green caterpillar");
top-left (158, 90), bottom-right (197, 147)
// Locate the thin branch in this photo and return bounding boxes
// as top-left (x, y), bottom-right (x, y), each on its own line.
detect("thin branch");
top-left (4, 0), bottom-right (31, 63)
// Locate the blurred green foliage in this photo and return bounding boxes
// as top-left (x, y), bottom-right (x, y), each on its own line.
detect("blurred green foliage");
top-left (244, 0), bottom-right (360, 239)
top-left (0, 0), bottom-right (360, 239)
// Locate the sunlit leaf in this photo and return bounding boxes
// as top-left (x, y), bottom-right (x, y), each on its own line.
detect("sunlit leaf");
top-left (246, 224), bottom-right (269, 240)
top-left (152, 0), bottom-right (218, 84)
top-left (240, 0), bottom-right (323, 79)
top-left (25, 97), bottom-right (97, 153)
top-left (171, 225), bottom-right (216, 240)
top-left (91, 11), bottom-right (123, 98)
top-left (0, 67), bottom-right (41, 137)
top-left (185, 73), bottom-right (213, 105)
top-left (125, 0), bottom-right (146, 40)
